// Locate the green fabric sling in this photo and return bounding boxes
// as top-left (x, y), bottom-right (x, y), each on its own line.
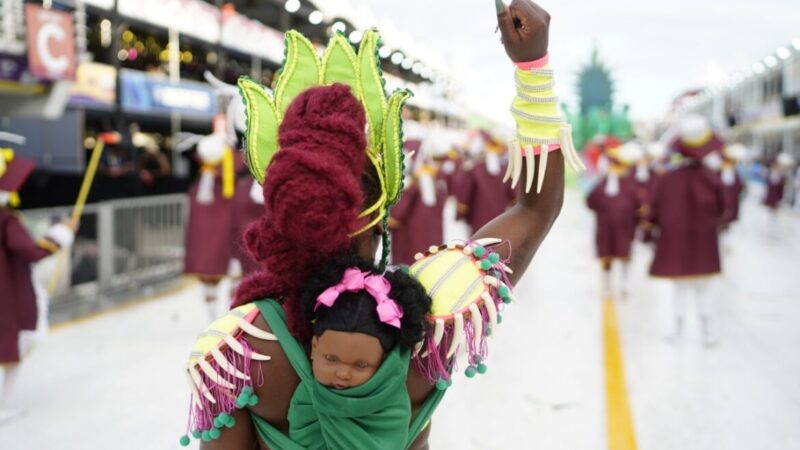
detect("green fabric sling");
top-left (252, 299), bottom-right (445, 450)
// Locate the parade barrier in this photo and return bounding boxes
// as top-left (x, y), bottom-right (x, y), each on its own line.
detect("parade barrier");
top-left (23, 193), bottom-right (189, 323)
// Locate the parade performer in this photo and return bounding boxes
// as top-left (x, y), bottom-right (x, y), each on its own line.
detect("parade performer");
top-left (203, 72), bottom-right (265, 278)
top-left (454, 130), bottom-right (515, 234)
top-left (720, 144), bottom-right (746, 228)
top-left (586, 142), bottom-right (643, 298)
top-left (389, 139), bottom-right (448, 265)
top-left (183, 128), bottom-right (236, 320)
top-left (763, 152), bottom-right (793, 215)
top-left (637, 141), bottom-right (667, 243)
top-left (648, 115), bottom-right (726, 346)
top-left (0, 138), bottom-right (75, 422)
top-left (178, 1), bottom-right (584, 447)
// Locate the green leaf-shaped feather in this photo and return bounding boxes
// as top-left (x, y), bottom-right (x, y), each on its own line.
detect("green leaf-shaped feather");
top-left (357, 30), bottom-right (387, 152)
top-left (274, 31), bottom-right (322, 115)
top-left (382, 89), bottom-right (412, 207)
top-left (322, 33), bottom-right (358, 92)
top-left (238, 77), bottom-right (279, 184)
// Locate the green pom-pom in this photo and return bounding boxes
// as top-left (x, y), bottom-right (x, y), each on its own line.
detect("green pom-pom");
top-left (400, 264), bottom-right (410, 274)
top-left (179, 435), bottom-right (191, 446)
top-left (465, 366), bottom-right (477, 378)
top-left (235, 392), bottom-right (250, 408)
top-left (477, 363), bottom-right (488, 374)
top-left (241, 385), bottom-right (254, 396)
top-left (201, 430), bottom-right (211, 441)
top-left (209, 428), bottom-right (221, 439)
top-left (435, 378), bottom-right (447, 390)
top-left (191, 430), bottom-right (201, 439)
top-left (248, 394), bottom-right (259, 406)
top-left (225, 416), bottom-right (237, 428)
top-left (502, 297), bottom-right (512, 304)
top-left (498, 285), bottom-right (510, 298)
top-left (213, 417), bottom-right (223, 428)
top-left (497, 314), bottom-right (503, 324)
top-left (480, 259), bottom-right (492, 271)
top-left (472, 246), bottom-right (485, 258)
top-left (488, 252), bottom-right (500, 264)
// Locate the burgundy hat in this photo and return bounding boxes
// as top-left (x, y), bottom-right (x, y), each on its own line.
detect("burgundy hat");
top-left (0, 154), bottom-right (36, 192)
top-left (671, 114), bottom-right (723, 159)
top-left (671, 134), bottom-right (724, 160)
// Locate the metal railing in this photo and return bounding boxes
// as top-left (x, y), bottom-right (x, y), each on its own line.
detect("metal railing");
top-left (23, 194), bottom-right (189, 322)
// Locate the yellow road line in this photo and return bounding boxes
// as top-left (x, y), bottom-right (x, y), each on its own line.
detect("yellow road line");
top-left (50, 278), bottom-right (198, 332)
top-left (603, 298), bottom-right (637, 450)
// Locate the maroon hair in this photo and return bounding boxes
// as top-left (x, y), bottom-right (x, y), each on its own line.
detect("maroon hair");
top-left (232, 84), bottom-right (368, 342)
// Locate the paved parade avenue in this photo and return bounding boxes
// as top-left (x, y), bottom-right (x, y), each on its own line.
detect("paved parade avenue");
top-left (1, 188), bottom-right (798, 450)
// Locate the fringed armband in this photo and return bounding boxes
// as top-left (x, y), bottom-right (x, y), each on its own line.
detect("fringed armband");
top-left (508, 55), bottom-right (585, 193)
top-left (408, 238), bottom-right (516, 391)
top-left (179, 304), bottom-right (277, 446)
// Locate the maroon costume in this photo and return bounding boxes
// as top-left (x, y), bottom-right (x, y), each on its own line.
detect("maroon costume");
top-left (455, 160), bottom-right (515, 233)
top-left (763, 172), bottom-right (784, 209)
top-left (587, 175), bottom-right (641, 260)
top-left (183, 167), bottom-right (233, 277)
top-left (0, 156), bottom-right (63, 363)
top-left (649, 162), bottom-right (725, 278)
top-left (389, 180), bottom-right (447, 265)
top-left (229, 176), bottom-right (262, 276)
top-left (636, 168), bottom-right (660, 243)
top-left (721, 171), bottom-right (744, 225)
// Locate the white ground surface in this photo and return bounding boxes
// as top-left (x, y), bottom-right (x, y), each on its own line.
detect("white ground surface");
top-left (1, 189), bottom-right (798, 450)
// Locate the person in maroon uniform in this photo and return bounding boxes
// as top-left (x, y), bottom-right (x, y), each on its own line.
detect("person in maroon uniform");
top-left (648, 115), bottom-right (726, 346)
top-left (183, 133), bottom-right (235, 320)
top-left (637, 141), bottom-right (668, 243)
top-left (229, 160), bottom-right (264, 278)
top-left (763, 153), bottom-right (793, 216)
top-left (587, 142), bottom-right (644, 298)
top-left (389, 152), bottom-right (447, 266)
top-left (0, 142), bottom-right (75, 422)
top-left (455, 131), bottom-right (515, 234)
top-left (720, 144), bottom-right (747, 224)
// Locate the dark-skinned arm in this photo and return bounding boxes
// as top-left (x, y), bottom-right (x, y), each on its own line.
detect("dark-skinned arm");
top-left (472, 0), bottom-right (560, 286)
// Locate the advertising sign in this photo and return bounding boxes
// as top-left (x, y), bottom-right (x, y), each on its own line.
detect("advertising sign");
top-left (25, 4), bottom-right (77, 81)
top-left (120, 69), bottom-right (217, 118)
top-left (68, 62), bottom-right (116, 108)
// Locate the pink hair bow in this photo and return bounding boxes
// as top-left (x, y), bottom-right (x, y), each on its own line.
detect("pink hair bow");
top-left (315, 268), bottom-right (404, 329)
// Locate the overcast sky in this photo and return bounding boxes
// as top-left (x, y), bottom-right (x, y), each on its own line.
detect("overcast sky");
top-left (353, 0), bottom-right (799, 124)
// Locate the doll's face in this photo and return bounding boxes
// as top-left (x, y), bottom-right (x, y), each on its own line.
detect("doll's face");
top-left (310, 330), bottom-right (384, 389)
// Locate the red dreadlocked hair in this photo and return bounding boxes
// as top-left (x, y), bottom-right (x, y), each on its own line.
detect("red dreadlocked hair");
top-left (232, 84), bottom-right (369, 343)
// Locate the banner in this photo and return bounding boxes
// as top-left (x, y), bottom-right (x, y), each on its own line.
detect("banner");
top-left (25, 4), bottom-right (77, 81)
top-left (68, 62), bottom-right (116, 108)
top-left (120, 69), bottom-right (217, 117)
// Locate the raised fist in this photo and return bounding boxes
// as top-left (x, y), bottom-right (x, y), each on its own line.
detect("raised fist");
top-left (496, 0), bottom-right (550, 62)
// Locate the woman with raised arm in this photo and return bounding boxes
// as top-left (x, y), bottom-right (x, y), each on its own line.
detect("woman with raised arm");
top-left (178, 1), bottom-right (583, 448)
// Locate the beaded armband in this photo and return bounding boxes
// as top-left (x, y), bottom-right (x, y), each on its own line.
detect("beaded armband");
top-left (408, 238), bottom-right (515, 390)
top-left (508, 55), bottom-right (585, 193)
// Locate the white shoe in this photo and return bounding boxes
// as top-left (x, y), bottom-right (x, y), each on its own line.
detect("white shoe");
top-left (0, 408), bottom-right (24, 425)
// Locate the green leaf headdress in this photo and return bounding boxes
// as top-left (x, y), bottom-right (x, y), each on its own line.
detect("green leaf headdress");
top-left (238, 29), bottom-right (410, 263)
